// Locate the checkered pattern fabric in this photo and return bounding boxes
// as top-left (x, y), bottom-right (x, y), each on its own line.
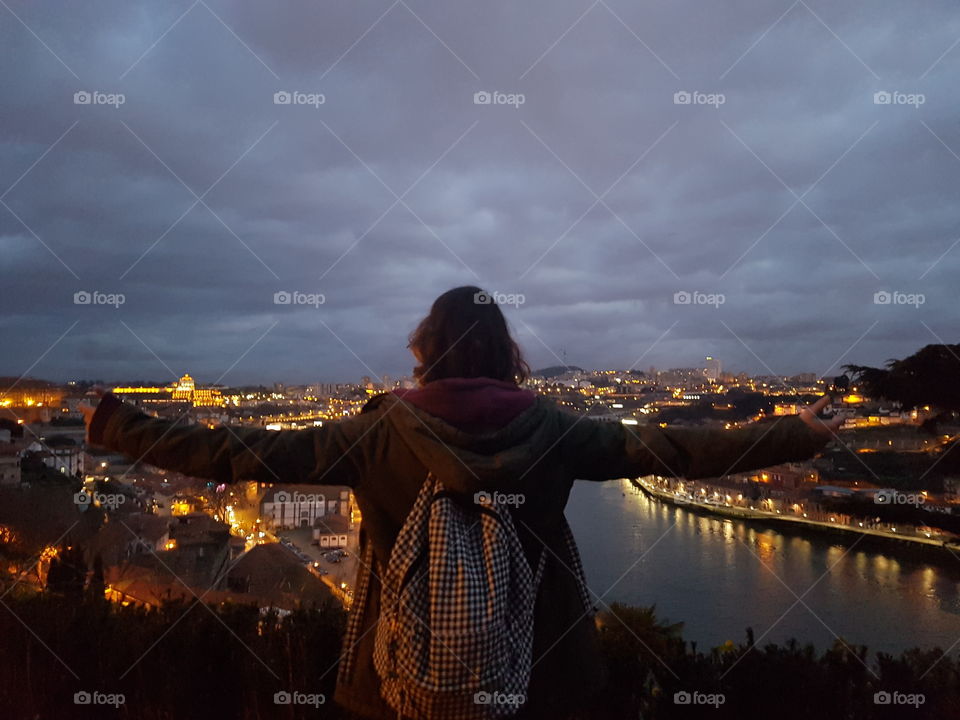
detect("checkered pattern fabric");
top-left (337, 531), bottom-right (375, 688)
top-left (373, 474), bottom-right (550, 719)
top-left (559, 515), bottom-right (593, 615)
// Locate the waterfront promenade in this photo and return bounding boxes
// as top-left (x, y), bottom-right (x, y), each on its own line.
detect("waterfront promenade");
top-left (632, 476), bottom-right (960, 554)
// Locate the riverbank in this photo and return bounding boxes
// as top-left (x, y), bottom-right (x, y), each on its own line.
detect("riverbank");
top-left (631, 476), bottom-right (960, 558)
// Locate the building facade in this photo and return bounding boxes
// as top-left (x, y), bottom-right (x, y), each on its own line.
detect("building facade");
top-left (261, 485), bottom-right (353, 530)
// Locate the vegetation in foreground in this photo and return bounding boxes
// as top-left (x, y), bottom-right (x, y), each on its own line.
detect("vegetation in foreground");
top-left (0, 582), bottom-right (957, 719)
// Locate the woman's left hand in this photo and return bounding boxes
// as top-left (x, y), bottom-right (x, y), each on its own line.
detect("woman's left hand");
top-left (78, 386), bottom-right (106, 443)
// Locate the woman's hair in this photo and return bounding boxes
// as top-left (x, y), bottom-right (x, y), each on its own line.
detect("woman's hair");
top-left (408, 286), bottom-right (530, 385)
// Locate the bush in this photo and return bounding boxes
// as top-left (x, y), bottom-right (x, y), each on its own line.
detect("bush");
top-left (0, 587), bottom-right (957, 719)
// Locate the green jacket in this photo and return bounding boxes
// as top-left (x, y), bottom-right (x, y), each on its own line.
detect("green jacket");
top-left (93, 391), bottom-right (828, 718)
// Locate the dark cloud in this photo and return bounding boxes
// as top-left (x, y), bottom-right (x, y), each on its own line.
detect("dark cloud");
top-left (2, 0), bottom-right (959, 384)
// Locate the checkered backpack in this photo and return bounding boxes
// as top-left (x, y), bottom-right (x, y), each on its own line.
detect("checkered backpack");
top-left (373, 474), bottom-right (548, 719)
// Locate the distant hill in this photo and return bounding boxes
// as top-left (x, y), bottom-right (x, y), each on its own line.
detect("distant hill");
top-left (533, 365), bottom-right (584, 379)
top-left (0, 377), bottom-right (61, 389)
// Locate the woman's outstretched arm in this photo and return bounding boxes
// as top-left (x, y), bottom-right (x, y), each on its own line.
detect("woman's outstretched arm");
top-left (80, 392), bottom-right (381, 487)
top-left (561, 395), bottom-right (841, 481)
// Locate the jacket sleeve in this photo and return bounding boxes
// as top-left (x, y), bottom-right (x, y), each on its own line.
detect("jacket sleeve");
top-left (90, 393), bottom-right (379, 487)
top-left (558, 412), bottom-right (829, 481)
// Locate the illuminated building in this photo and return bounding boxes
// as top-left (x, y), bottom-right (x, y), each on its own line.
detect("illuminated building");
top-left (774, 403), bottom-right (800, 416)
top-left (312, 514), bottom-right (349, 548)
top-left (111, 373), bottom-right (224, 408)
top-left (171, 374), bottom-right (196, 400)
top-left (110, 387), bottom-right (168, 395)
top-left (170, 498), bottom-right (193, 516)
top-left (0, 380), bottom-right (65, 423)
top-left (704, 357), bottom-right (722, 383)
top-left (0, 382), bottom-right (65, 409)
top-left (262, 486), bottom-right (353, 530)
top-left (27, 436), bottom-right (82, 476)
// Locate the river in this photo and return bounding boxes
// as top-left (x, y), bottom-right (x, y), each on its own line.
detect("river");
top-left (565, 478), bottom-right (960, 656)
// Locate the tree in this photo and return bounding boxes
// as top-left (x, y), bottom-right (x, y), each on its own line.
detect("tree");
top-left (46, 545), bottom-right (87, 598)
top-left (846, 343), bottom-right (960, 433)
top-left (87, 553), bottom-right (105, 601)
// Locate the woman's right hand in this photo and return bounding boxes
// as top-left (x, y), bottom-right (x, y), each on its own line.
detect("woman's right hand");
top-left (797, 395), bottom-right (845, 439)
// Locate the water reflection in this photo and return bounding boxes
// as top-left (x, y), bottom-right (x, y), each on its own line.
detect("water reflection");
top-left (568, 479), bottom-right (960, 655)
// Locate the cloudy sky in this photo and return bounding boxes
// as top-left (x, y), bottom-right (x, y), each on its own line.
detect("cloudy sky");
top-left (2, 0), bottom-right (958, 385)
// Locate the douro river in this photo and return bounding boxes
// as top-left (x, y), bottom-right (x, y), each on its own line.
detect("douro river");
top-left (566, 479), bottom-right (960, 654)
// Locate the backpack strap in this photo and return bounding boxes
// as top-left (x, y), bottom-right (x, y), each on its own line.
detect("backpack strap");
top-left (559, 516), bottom-right (593, 614)
top-left (337, 530), bottom-right (376, 685)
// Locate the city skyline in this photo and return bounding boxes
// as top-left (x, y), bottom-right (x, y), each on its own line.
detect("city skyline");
top-left (4, 361), bottom-right (836, 389)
